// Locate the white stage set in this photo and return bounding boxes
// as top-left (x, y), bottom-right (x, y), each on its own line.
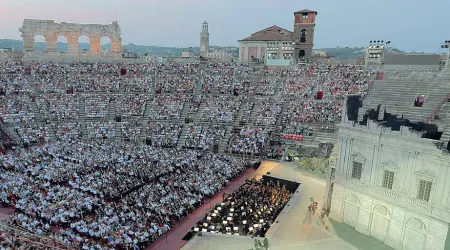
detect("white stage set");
top-left (329, 99), bottom-right (450, 250)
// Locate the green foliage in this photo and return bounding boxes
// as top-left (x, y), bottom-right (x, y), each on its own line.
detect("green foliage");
top-left (254, 238), bottom-right (269, 250)
top-left (295, 157), bottom-right (329, 174)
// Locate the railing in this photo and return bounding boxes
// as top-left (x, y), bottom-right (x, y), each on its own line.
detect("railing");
top-left (405, 197), bottom-right (432, 213)
top-left (426, 92), bottom-right (450, 122)
top-left (373, 186), bottom-right (397, 199)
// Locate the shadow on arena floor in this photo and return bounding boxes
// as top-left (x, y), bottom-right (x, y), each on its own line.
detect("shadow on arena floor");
top-left (328, 219), bottom-right (393, 250)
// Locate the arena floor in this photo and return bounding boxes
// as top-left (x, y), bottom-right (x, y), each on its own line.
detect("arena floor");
top-left (181, 161), bottom-right (358, 250)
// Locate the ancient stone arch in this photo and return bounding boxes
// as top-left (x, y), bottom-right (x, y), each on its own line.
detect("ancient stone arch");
top-left (19, 19), bottom-right (122, 57)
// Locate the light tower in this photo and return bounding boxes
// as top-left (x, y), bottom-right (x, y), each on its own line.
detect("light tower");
top-left (200, 21), bottom-right (209, 57)
top-left (364, 40), bottom-right (390, 68)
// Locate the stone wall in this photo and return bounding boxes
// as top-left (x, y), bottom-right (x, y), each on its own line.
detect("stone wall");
top-left (19, 19), bottom-right (122, 58)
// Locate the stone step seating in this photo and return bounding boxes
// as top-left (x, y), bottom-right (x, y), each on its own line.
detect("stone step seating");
top-left (362, 70), bottom-right (445, 122)
top-left (438, 104), bottom-right (450, 142)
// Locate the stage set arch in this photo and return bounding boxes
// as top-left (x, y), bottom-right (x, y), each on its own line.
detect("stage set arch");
top-left (20, 19), bottom-right (122, 60)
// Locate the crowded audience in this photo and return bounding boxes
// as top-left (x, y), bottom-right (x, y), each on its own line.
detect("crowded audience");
top-left (183, 124), bottom-right (226, 150)
top-left (0, 139), bottom-right (251, 249)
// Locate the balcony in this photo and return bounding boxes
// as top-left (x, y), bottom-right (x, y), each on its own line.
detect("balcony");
top-left (405, 197), bottom-right (432, 213)
top-left (373, 187), bottom-right (398, 200)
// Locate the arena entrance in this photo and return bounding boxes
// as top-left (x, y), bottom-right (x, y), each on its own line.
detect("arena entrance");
top-left (403, 218), bottom-right (426, 250)
top-left (370, 205), bottom-right (391, 242)
top-left (343, 194), bottom-right (360, 228)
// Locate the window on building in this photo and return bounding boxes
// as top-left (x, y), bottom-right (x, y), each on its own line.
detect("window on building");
top-left (351, 161), bottom-right (363, 180)
top-left (382, 170), bottom-right (394, 189)
top-left (302, 13), bottom-right (308, 19)
top-left (417, 180), bottom-right (432, 202)
top-left (300, 29), bottom-right (307, 43)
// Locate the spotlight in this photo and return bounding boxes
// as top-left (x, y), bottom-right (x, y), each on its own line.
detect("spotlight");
top-left (381, 40), bottom-right (384, 43)
top-left (370, 41), bottom-right (373, 43)
top-left (442, 45), bottom-right (445, 49)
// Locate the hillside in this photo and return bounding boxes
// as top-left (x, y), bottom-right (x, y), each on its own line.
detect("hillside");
top-left (0, 39), bottom-right (404, 59)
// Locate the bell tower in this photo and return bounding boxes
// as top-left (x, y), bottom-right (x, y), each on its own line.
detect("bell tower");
top-left (293, 9), bottom-right (317, 63)
top-left (200, 21), bottom-right (209, 57)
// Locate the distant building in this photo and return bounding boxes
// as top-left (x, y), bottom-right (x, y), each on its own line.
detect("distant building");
top-left (238, 9), bottom-right (317, 64)
top-left (181, 51), bottom-right (194, 58)
top-left (206, 49), bottom-right (233, 62)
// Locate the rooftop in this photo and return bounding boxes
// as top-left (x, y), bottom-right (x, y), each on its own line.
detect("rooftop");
top-left (294, 9), bottom-right (318, 14)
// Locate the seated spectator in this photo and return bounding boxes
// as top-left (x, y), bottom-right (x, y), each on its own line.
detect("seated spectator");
top-left (147, 122), bottom-right (181, 148)
top-left (228, 127), bottom-right (270, 155)
top-left (53, 122), bottom-right (82, 140)
top-left (36, 94), bottom-right (78, 120)
top-left (87, 121), bottom-right (115, 139)
top-left (183, 124), bottom-right (226, 150)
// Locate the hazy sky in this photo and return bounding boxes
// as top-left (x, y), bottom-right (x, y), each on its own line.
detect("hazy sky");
top-left (0, 0), bottom-right (448, 52)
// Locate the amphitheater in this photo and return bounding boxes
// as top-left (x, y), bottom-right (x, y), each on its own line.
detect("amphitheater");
top-left (1, 30), bottom-right (450, 250)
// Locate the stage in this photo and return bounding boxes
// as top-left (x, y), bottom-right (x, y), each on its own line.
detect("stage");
top-left (181, 161), bottom-right (358, 250)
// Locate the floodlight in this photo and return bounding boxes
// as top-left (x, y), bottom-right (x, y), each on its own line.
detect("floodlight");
top-left (194, 228), bottom-right (200, 232)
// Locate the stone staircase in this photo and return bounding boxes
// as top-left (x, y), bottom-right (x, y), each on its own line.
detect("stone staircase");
top-left (219, 126), bottom-right (234, 153)
top-left (114, 122), bottom-right (122, 141)
top-left (140, 102), bottom-right (152, 142)
top-left (108, 100), bottom-right (116, 121)
top-left (233, 103), bottom-right (249, 127)
top-left (78, 97), bottom-right (88, 139)
top-left (30, 100), bottom-right (43, 123)
top-left (177, 126), bottom-right (190, 149)
top-left (180, 103), bottom-right (190, 124)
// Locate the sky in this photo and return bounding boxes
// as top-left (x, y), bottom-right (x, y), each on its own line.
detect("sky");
top-left (0, 0), bottom-right (448, 52)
